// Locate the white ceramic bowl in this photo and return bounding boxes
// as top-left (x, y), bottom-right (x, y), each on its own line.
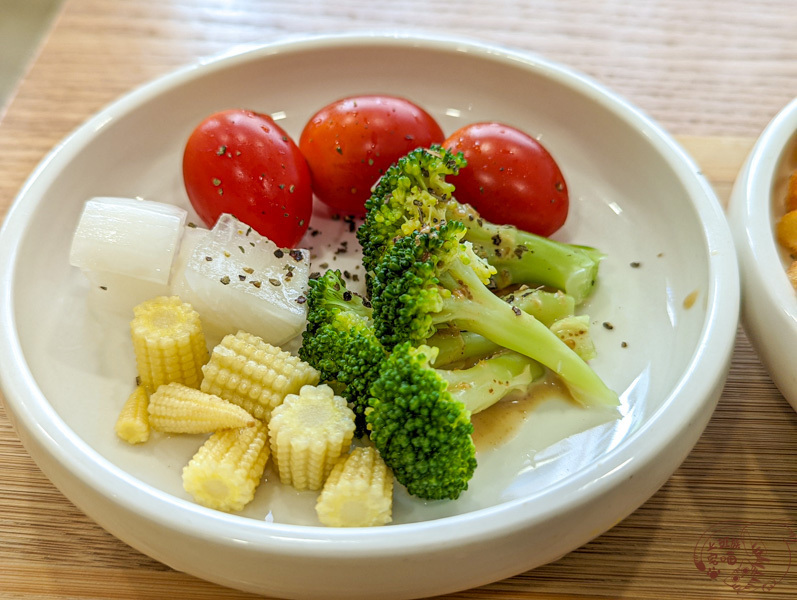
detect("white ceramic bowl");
top-left (0, 33), bottom-right (739, 599)
top-left (729, 97), bottom-right (797, 410)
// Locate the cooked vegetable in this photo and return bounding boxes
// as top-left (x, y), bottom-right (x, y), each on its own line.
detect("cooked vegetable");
top-left (356, 146), bottom-right (602, 303)
top-left (70, 196), bottom-right (187, 285)
top-left (786, 168), bottom-right (797, 212)
top-left (183, 109), bottom-right (312, 247)
top-left (549, 315), bottom-right (597, 362)
top-left (299, 95), bottom-right (444, 214)
top-left (428, 287), bottom-right (584, 366)
top-left (444, 122), bottom-right (569, 237)
top-left (268, 384), bottom-right (356, 491)
top-left (114, 385), bottom-right (150, 444)
top-left (200, 331), bottom-right (320, 422)
top-left (315, 446), bottom-right (393, 527)
top-left (298, 269), bottom-right (385, 435)
top-left (435, 349), bottom-right (544, 413)
top-left (148, 382), bottom-right (256, 434)
top-left (369, 221), bottom-right (618, 408)
top-left (130, 296), bottom-right (209, 394)
top-left (367, 342), bottom-right (542, 500)
top-left (172, 214), bottom-right (311, 346)
top-left (776, 209), bottom-right (797, 253)
top-left (70, 197), bottom-right (191, 316)
top-left (182, 420), bottom-right (270, 512)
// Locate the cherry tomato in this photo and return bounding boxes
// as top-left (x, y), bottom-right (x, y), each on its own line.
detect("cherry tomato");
top-left (444, 122), bottom-right (569, 237)
top-left (299, 95), bottom-right (445, 215)
top-left (183, 109), bottom-right (312, 248)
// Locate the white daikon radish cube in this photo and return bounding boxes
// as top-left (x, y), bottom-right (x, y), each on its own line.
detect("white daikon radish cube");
top-left (83, 271), bottom-right (171, 317)
top-left (70, 197), bottom-right (187, 284)
top-left (82, 225), bottom-right (210, 318)
top-left (172, 214), bottom-right (310, 346)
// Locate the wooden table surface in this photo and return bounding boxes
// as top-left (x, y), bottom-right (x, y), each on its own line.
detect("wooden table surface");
top-left (2, 1), bottom-right (797, 598)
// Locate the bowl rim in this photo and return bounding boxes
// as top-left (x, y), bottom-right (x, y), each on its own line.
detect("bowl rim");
top-left (0, 31), bottom-right (740, 557)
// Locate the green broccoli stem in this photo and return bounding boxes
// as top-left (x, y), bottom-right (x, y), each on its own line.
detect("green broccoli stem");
top-left (437, 351), bottom-right (545, 414)
top-left (447, 202), bottom-right (604, 305)
top-left (428, 329), bottom-right (499, 367)
top-left (435, 260), bottom-right (619, 408)
top-left (428, 288), bottom-right (577, 367)
top-left (498, 287), bottom-right (576, 326)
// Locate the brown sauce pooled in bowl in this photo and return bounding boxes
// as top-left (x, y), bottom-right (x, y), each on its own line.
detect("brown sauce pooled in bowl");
top-left (470, 376), bottom-right (569, 451)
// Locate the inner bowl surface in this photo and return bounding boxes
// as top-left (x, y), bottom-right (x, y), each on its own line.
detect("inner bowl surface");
top-left (0, 33), bottom-right (739, 599)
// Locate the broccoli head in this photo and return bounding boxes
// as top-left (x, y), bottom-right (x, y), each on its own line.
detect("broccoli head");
top-left (370, 221), bottom-right (618, 408)
top-left (357, 145), bottom-right (464, 285)
top-left (366, 342), bottom-right (543, 500)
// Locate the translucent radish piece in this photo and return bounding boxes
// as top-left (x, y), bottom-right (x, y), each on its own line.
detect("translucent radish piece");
top-left (70, 197), bottom-right (187, 285)
top-left (83, 271), bottom-right (171, 317)
top-left (82, 226), bottom-right (209, 318)
top-left (172, 214), bottom-right (310, 346)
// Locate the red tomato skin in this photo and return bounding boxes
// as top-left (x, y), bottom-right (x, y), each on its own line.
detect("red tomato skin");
top-left (182, 109), bottom-right (312, 248)
top-left (444, 122), bottom-right (569, 237)
top-left (299, 95), bottom-right (445, 215)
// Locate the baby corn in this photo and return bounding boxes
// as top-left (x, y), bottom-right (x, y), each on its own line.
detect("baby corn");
top-left (201, 331), bottom-right (319, 421)
top-left (114, 385), bottom-right (150, 444)
top-left (148, 382), bottom-right (256, 434)
top-left (268, 384), bottom-right (355, 491)
top-left (130, 296), bottom-right (209, 394)
top-left (182, 420), bottom-right (270, 512)
top-left (316, 446), bottom-right (393, 527)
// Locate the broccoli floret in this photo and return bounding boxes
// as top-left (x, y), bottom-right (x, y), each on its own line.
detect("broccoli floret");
top-left (299, 270), bottom-right (386, 435)
top-left (357, 145), bottom-right (462, 287)
top-left (357, 145), bottom-right (603, 303)
top-left (367, 342), bottom-right (543, 500)
top-left (370, 221), bottom-right (618, 408)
